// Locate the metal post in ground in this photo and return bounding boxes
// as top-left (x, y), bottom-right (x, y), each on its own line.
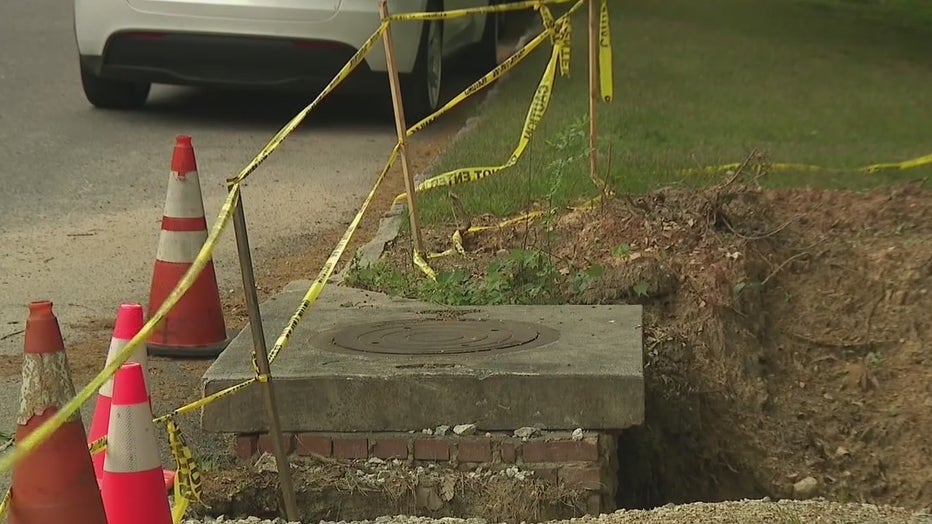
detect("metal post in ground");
top-left (588, 0), bottom-right (600, 185)
top-left (228, 187), bottom-right (300, 521)
top-left (379, 0), bottom-right (426, 256)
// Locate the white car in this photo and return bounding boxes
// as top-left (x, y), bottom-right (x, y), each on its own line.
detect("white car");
top-left (73, 0), bottom-right (503, 120)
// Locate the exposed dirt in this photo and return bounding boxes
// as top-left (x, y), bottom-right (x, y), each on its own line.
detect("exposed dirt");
top-left (363, 164), bottom-right (932, 512)
top-left (199, 458), bottom-right (586, 523)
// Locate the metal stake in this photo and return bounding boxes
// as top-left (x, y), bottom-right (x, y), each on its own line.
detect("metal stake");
top-left (588, 0), bottom-right (600, 183)
top-left (229, 188), bottom-right (300, 521)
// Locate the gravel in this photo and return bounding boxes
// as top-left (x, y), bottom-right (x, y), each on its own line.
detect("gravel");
top-left (182, 499), bottom-right (932, 524)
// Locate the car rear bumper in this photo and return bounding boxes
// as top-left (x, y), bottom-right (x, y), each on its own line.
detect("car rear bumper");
top-left (79, 32), bottom-right (384, 93)
top-left (74, 0), bottom-right (426, 85)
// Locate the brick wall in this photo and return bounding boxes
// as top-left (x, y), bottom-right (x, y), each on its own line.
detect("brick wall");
top-left (235, 430), bottom-right (619, 515)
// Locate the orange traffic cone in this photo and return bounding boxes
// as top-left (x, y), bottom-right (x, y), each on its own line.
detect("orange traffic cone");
top-left (147, 135), bottom-right (229, 358)
top-left (101, 362), bottom-right (173, 524)
top-left (88, 303), bottom-right (176, 491)
top-left (8, 301), bottom-right (108, 524)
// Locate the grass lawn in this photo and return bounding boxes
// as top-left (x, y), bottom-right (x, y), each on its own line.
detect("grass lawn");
top-left (800, 0), bottom-right (932, 31)
top-left (412, 0), bottom-right (932, 224)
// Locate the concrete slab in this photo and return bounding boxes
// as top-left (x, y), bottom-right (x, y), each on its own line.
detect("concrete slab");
top-left (201, 285), bottom-right (643, 433)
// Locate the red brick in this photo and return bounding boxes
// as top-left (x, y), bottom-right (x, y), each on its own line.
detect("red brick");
top-left (500, 442), bottom-right (517, 463)
top-left (414, 439), bottom-right (450, 461)
top-left (559, 467), bottom-right (603, 490)
top-left (333, 438), bottom-right (368, 459)
top-left (457, 440), bottom-right (492, 463)
top-left (257, 433), bottom-right (294, 455)
top-left (372, 439), bottom-right (409, 460)
top-left (521, 440), bottom-right (598, 463)
top-left (586, 493), bottom-right (603, 515)
top-left (296, 434), bottom-right (332, 457)
top-left (529, 466), bottom-right (559, 482)
top-left (234, 435), bottom-right (258, 460)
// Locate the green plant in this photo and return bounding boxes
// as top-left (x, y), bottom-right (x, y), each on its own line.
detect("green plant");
top-left (632, 280), bottom-right (651, 298)
top-left (568, 265), bottom-right (605, 295)
top-left (417, 270), bottom-right (476, 306)
top-left (612, 243), bottom-right (633, 259)
top-left (479, 249), bottom-right (564, 305)
top-left (344, 258), bottom-right (414, 298)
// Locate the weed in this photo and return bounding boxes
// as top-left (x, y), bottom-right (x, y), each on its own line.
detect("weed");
top-left (347, 248), bottom-right (609, 307)
top-left (612, 243), bottom-right (632, 259)
top-left (632, 281), bottom-right (651, 299)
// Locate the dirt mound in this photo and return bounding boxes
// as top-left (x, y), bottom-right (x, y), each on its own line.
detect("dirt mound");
top-left (361, 171), bottom-right (931, 512)
top-left (199, 457), bottom-right (586, 523)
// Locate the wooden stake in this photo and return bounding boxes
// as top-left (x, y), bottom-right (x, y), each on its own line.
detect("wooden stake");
top-left (588, 0), bottom-right (600, 183)
top-left (379, 0), bottom-right (425, 255)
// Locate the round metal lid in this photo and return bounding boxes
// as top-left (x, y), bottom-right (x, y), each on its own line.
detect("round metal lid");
top-left (317, 319), bottom-right (558, 356)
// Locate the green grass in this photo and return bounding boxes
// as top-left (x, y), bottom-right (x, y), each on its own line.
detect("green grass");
top-left (800, 0), bottom-right (932, 32)
top-left (414, 0), bottom-right (932, 224)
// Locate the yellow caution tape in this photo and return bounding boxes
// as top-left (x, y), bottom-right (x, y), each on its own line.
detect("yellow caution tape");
top-left (863, 152), bottom-right (932, 173)
top-left (227, 22), bottom-right (388, 186)
top-left (407, 18), bottom-right (552, 136)
top-left (469, 210), bottom-right (547, 234)
top-left (410, 46), bottom-right (559, 193)
top-left (557, 17), bottom-right (572, 77)
top-left (538, 3), bottom-right (556, 34)
top-left (155, 377), bottom-right (258, 423)
top-left (387, 0), bottom-right (575, 21)
top-left (427, 210), bottom-right (547, 259)
top-left (678, 153), bottom-right (932, 177)
top-left (167, 418), bottom-right (205, 507)
top-left (89, 435), bottom-right (107, 456)
top-left (266, 140), bottom-right (393, 365)
top-left (0, 488), bottom-right (9, 518)
top-left (393, 0), bottom-right (584, 206)
top-left (413, 250), bottom-right (438, 280)
top-left (598, 0), bottom-right (613, 102)
top-left (172, 480), bottom-right (190, 524)
top-left (452, 230), bottom-right (466, 255)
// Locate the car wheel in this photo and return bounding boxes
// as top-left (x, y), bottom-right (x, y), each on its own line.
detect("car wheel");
top-left (401, 2), bottom-right (443, 123)
top-left (470, 7), bottom-right (501, 75)
top-left (80, 63), bottom-right (150, 110)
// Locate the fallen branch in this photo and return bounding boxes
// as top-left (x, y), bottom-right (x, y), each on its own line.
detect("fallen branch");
top-left (723, 148), bottom-right (759, 187)
top-left (723, 215), bottom-right (798, 241)
top-left (760, 251), bottom-right (810, 287)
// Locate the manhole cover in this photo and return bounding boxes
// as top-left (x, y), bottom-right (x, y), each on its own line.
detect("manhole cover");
top-left (316, 319), bottom-right (559, 356)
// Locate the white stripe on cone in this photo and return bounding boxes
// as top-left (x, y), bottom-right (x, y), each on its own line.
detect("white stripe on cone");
top-left (163, 171), bottom-right (206, 219)
top-left (155, 230), bottom-right (208, 264)
top-left (103, 403), bottom-right (162, 474)
top-left (98, 337), bottom-right (149, 398)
